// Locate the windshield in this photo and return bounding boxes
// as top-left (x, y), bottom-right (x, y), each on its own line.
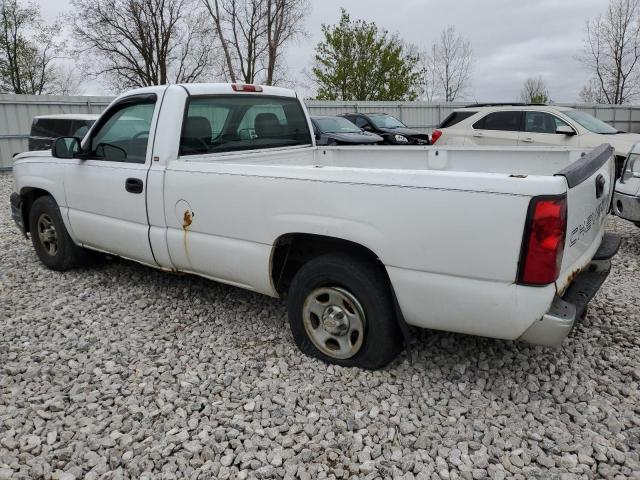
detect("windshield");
top-left (314, 117), bottom-right (361, 134)
top-left (564, 110), bottom-right (619, 134)
top-left (368, 114), bottom-right (406, 129)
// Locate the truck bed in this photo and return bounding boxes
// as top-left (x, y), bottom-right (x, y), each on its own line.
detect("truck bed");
top-left (178, 145), bottom-right (578, 198)
top-left (208, 145), bottom-right (586, 177)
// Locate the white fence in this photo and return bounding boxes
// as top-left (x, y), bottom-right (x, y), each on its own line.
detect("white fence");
top-left (2, 94), bottom-right (640, 169)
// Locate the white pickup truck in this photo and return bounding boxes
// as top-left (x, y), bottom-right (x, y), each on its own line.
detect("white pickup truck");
top-left (10, 83), bottom-right (620, 369)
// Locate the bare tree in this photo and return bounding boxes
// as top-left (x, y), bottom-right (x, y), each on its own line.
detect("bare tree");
top-left (264, 0), bottom-right (307, 84)
top-left (580, 0), bottom-right (640, 104)
top-left (579, 77), bottom-right (609, 103)
top-left (0, 0), bottom-right (61, 94)
top-left (424, 26), bottom-right (473, 102)
top-left (71, 0), bottom-right (214, 89)
top-left (201, 0), bottom-right (308, 85)
top-left (51, 64), bottom-right (85, 95)
top-left (520, 76), bottom-right (550, 104)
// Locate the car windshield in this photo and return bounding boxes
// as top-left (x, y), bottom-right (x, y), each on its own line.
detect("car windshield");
top-left (314, 117), bottom-right (361, 133)
top-left (368, 114), bottom-right (406, 129)
top-left (564, 110), bottom-right (619, 134)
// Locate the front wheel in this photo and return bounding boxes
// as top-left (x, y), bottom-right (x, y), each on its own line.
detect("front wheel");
top-left (287, 253), bottom-right (403, 369)
top-left (28, 195), bottom-right (89, 271)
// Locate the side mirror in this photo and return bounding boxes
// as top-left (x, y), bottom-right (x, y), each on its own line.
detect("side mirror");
top-left (52, 137), bottom-right (83, 159)
top-left (556, 125), bottom-right (576, 136)
top-left (363, 125), bottom-right (372, 131)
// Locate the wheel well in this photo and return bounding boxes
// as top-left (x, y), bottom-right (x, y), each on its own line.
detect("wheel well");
top-left (271, 233), bottom-right (386, 296)
top-left (19, 187), bottom-right (51, 233)
top-left (271, 233), bottom-right (412, 342)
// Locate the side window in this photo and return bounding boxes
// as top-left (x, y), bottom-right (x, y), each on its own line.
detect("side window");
top-left (90, 100), bottom-right (155, 164)
top-left (70, 120), bottom-right (94, 139)
top-left (180, 95), bottom-right (312, 156)
top-left (31, 119), bottom-right (69, 138)
top-left (525, 112), bottom-right (569, 134)
top-left (474, 111), bottom-right (523, 131)
top-left (353, 116), bottom-right (368, 128)
top-left (440, 111), bottom-right (477, 128)
top-left (553, 115), bottom-right (571, 130)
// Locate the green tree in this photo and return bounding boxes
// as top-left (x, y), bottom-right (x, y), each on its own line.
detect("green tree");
top-left (312, 9), bottom-right (421, 101)
top-left (520, 77), bottom-right (550, 104)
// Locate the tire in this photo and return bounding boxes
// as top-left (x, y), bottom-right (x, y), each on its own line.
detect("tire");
top-left (287, 253), bottom-right (402, 370)
top-left (29, 195), bottom-right (88, 271)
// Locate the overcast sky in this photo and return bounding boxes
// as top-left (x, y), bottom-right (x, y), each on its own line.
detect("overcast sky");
top-left (40, 0), bottom-right (606, 101)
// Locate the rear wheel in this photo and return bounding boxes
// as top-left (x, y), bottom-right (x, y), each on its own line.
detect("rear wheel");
top-left (29, 195), bottom-right (89, 271)
top-left (287, 253), bottom-right (402, 369)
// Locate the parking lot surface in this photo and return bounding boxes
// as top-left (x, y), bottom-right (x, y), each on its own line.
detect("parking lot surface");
top-left (0, 172), bottom-right (639, 480)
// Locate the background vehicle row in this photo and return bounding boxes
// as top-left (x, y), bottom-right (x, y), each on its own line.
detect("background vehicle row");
top-left (432, 104), bottom-right (640, 176)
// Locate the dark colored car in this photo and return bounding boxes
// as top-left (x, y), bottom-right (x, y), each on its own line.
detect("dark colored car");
top-left (311, 116), bottom-right (384, 146)
top-left (29, 114), bottom-right (99, 151)
top-left (339, 113), bottom-right (430, 145)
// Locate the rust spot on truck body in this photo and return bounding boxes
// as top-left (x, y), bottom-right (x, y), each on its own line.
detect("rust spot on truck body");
top-left (556, 267), bottom-right (581, 296)
top-left (182, 210), bottom-right (194, 264)
top-left (183, 210), bottom-right (193, 230)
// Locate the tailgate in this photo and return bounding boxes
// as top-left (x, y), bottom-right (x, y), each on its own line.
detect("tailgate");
top-left (555, 144), bottom-right (615, 293)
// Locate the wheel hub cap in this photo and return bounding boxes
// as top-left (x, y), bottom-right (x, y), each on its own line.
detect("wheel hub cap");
top-left (302, 287), bottom-right (366, 360)
top-left (322, 305), bottom-right (349, 335)
top-left (37, 214), bottom-right (58, 256)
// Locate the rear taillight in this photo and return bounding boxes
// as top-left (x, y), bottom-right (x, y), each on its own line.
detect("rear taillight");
top-left (431, 129), bottom-right (443, 144)
top-left (232, 84), bottom-right (263, 92)
top-left (517, 195), bottom-right (567, 285)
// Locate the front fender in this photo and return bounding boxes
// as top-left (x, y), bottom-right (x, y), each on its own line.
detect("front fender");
top-left (14, 160), bottom-right (67, 208)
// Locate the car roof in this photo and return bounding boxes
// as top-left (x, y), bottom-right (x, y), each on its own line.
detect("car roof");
top-left (452, 105), bottom-right (573, 113)
top-left (179, 83), bottom-right (297, 98)
top-left (339, 112), bottom-right (393, 117)
top-left (33, 114), bottom-right (100, 120)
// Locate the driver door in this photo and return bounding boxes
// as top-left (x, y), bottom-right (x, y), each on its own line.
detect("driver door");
top-left (64, 94), bottom-right (158, 265)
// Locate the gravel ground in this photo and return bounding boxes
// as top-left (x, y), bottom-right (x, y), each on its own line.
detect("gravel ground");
top-left (0, 172), bottom-right (639, 480)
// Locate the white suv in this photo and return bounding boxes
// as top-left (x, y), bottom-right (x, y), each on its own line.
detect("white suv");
top-left (431, 105), bottom-right (640, 175)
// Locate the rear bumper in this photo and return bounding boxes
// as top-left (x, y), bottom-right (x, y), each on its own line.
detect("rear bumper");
top-left (518, 233), bottom-right (621, 346)
top-left (612, 191), bottom-right (640, 222)
top-left (10, 192), bottom-right (26, 236)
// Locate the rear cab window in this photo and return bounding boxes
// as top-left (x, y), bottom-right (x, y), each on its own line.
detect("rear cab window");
top-left (473, 111), bottom-right (523, 131)
top-left (439, 111), bottom-right (477, 128)
top-left (180, 95), bottom-right (312, 156)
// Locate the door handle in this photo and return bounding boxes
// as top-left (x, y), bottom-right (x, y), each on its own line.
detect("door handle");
top-left (125, 178), bottom-right (144, 194)
top-left (473, 132), bottom-right (483, 138)
top-left (521, 137), bottom-right (534, 143)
